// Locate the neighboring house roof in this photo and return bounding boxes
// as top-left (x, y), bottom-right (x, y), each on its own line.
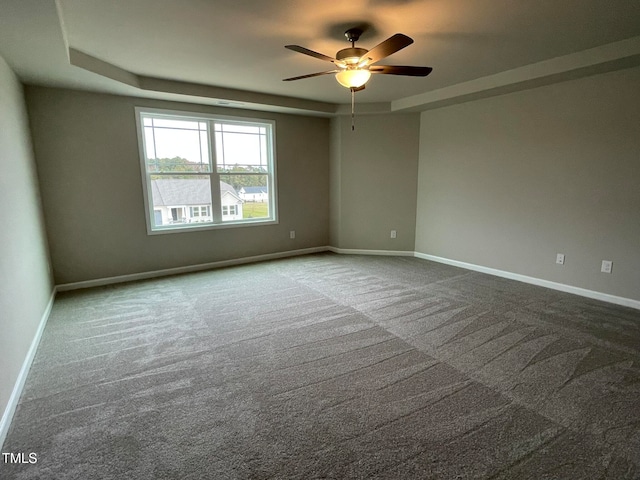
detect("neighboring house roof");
top-left (240, 186), bottom-right (268, 194)
top-left (151, 179), bottom-right (241, 206)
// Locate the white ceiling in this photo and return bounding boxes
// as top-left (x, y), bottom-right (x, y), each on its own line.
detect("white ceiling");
top-left (1, 0), bottom-right (640, 114)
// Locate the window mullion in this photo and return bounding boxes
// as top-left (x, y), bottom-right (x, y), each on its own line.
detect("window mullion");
top-left (266, 125), bottom-right (275, 218)
top-left (208, 121), bottom-right (222, 223)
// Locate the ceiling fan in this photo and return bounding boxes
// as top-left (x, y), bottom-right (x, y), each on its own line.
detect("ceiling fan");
top-left (283, 28), bottom-right (433, 91)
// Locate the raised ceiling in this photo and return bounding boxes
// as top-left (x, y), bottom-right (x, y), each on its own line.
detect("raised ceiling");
top-left (1, 0), bottom-right (639, 114)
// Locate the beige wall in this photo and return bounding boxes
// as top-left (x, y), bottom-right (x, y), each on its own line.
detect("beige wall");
top-left (26, 87), bottom-right (330, 285)
top-left (330, 113), bottom-right (420, 251)
top-left (416, 66), bottom-right (640, 301)
top-left (0, 57), bottom-right (53, 438)
top-left (329, 117), bottom-right (342, 247)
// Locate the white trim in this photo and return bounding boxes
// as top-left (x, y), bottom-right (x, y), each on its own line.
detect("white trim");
top-left (0, 288), bottom-right (57, 449)
top-left (327, 247), bottom-right (415, 256)
top-left (144, 217), bottom-right (279, 235)
top-left (414, 252), bottom-right (640, 311)
top-left (48, 244), bottom-right (639, 308)
top-left (56, 247), bottom-right (330, 292)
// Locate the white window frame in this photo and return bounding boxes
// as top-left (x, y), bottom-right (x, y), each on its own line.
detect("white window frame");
top-left (135, 107), bottom-right (278, 234)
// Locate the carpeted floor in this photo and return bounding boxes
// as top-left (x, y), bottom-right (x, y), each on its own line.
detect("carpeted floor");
top-left (2, 253), bottom-right (639, 479)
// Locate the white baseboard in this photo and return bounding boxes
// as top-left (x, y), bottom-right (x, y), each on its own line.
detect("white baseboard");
top-left (415, 252), bottom-right (640, 310)
top-left (0, 287), bottom-right (56, 450)
top-left (56, 246), bottom-right (420, 292)
top-left (56, 246), bottom-right (331, 292)
top-left (327, 247), bottom-right (415, 256)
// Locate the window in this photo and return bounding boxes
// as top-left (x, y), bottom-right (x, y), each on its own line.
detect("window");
top-left (136, 108), bottom-right (277, 233)
top-left (222, 205), bottom-right (238, 216)
top-left (190, 206), bottom-right (210, 218)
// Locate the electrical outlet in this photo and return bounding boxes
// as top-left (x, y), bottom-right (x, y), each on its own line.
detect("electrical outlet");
top-left (556, 253), bottom-right (565, 265)
top-left (390, 230), bottom-right (397, 239)
top-left (289, 230), bottom-right (295, 239)
top-left (601, 260), bottom-right (612, 274)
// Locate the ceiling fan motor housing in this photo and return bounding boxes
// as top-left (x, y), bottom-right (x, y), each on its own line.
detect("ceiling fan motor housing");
top-left (336, 47), bottom-right (368, 65)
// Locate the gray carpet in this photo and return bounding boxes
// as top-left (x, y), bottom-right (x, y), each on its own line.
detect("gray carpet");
top-left (2, 253), bottom-right (639, 479)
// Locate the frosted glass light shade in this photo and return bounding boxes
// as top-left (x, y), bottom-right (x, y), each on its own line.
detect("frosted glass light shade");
top-left (335, 69), bottom-right (371, 88)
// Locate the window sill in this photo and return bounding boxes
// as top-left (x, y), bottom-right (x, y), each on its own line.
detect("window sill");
top-left (147, 218), bottom-right (279, 235)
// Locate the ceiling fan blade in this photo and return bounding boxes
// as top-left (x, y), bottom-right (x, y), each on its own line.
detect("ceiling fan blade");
top-left (283, 70), bottom-right (338, 81)
top-left (285, 45), bottom-right (338, 63)
top-left (360, 34), bottom-right (414, 65)
top-left (369, 65), bottom-right (433, 76)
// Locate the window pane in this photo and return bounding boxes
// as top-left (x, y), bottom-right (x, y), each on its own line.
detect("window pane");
top-left (220, 178), bottom-right (244, 221)
top-left (149, 175), bottom-right (212, 227)
top-left (144, 122), bottom-right (210, 173)
top-left (144, 127), bottom-right (156, 158)
top-left (152, 118), bottom-right (202, 130)
top-left (215, 128), bottom-right (268, 172)
top-left (217, 123), bottom-right (262, 134)
top-left (221, 174), bottom-right (269, 220)
top-left (200, 131), bottom-right (209, 166)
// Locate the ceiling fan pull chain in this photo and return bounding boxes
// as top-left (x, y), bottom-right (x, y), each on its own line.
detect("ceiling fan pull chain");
top-left (351, 88), bottom-right (355, 131)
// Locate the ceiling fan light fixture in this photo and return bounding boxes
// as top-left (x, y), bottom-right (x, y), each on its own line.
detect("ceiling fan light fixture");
top-left (335, 68), bottom-right (371, 88)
